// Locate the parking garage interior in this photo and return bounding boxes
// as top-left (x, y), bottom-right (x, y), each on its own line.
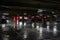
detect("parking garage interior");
top-left (0, 0), bottom-right (60, 40)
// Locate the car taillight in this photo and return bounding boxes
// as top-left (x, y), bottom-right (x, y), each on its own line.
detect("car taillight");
top-left (13, 16), bottom-right (19, 22)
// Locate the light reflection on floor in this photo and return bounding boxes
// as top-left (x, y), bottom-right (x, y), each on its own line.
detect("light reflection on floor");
top-left (0, 23), bottom-right (59, 40)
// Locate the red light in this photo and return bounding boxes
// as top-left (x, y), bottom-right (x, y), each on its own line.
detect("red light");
top-left (13, 16), bottom-right (19, 22)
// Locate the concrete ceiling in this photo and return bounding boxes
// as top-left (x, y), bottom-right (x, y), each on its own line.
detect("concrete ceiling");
top-left (0, 0), bottom-right (60, 9)
top-left (0, 0), bottom-right (60, 15)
